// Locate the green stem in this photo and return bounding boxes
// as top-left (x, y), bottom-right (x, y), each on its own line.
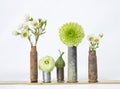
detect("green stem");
top-left (35, 34), bottom-right (40, 46)
top-left (28, 38), bottom-right (33, 47)
top-left (59, 50), bottom-right (64, 57)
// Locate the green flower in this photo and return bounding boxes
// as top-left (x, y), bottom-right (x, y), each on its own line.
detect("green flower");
top-left (55, 50), bottom-right (65, 68)
top-left (39, 56), bottom-right (55, 72)
top-left (59, 22), bottom-right (85, 47)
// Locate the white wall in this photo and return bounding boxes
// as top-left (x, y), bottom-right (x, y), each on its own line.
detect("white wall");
top-left (0, 0), bottom-right (120, 88)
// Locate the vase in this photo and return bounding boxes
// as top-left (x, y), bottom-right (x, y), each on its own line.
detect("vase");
top-left (68, 46), bottom-right (77, 83)
top-left (43, 72), bottom-right (51, 83)
top-left (30, 46), bottom-right (38, 83)
top-left (88, 50), bottom-right (98, 83)
top-left (56, 68), bottom-right (64, 82)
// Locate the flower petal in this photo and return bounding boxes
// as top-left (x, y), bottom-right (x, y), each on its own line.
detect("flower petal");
top-left (59, 22), bottom-right (85, 47)
top-left (39, 56), bottom-right (55, 72)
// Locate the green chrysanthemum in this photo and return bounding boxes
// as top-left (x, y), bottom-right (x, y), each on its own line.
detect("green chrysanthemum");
top-left (59, 22), bottom-right (85, 47)
top-left (39, 56), bottom-right (55, 72)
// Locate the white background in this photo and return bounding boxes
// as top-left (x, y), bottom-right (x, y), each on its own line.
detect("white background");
top-left (0, 0), bottom-right (120, 88)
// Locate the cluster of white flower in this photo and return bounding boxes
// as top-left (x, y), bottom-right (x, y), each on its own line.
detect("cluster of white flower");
top-left (88, 33), bottom-right (103, 51)
top-left (13, 15), bottom-right (47, 46)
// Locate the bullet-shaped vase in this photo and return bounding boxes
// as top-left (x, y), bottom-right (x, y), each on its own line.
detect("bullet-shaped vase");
top-left (88, 50), bottom-right (98, 83)
top-left (57, 68), bottom-right (64, 82)
top-left (68, 46), bottom-right (77, 82)
top-left (43, 72), bottom-right (51, 83)
top-left (30, 46), bottom-right (38, 83)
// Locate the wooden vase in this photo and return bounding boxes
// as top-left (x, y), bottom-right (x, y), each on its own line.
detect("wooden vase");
top-left (68, 46), bottom-right (77, 83)
top-left (57, 68), bottom-right (64, 82)
top-left (88, 50), bottom-right (98, 83)
top-left (30, 46), bottom-right (38, 83)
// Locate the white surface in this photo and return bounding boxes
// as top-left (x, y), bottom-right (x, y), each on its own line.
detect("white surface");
top-left (0, 0), bottom-right (120, 88)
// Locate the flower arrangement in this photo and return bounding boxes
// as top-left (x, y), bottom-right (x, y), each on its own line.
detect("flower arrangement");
top-left (59, 22), bottom-right (85, 82)
top-left (13, 15), bottom-right (47, 47)
top-left (55, 50), bottom-right (65, 68)
top-left (59, 22), bottom-right (85, 47)
top-left (39, 56), bottom-right (55, 72)
top-left (88, 33), bottom-right (103, 51)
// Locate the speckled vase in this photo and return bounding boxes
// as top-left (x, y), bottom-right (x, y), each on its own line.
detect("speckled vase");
top-left (56, 68), bottom-right (64, 82)
top-left (88, 50), bottom-right (98, 83)
top-left (30, 46), bottom-right (38, 83)
top-left (68, 46), bottom-right (77, 83)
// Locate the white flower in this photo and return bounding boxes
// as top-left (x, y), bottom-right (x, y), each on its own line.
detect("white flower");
top-left (94, 37), bottom-right (99, 43)
top-left (99, 33), bottom-right (104, 38)
top-left (23, 24), bottom-right (29, 30)
top-left (88, 33), bottom-right (103, 51)
top-left (21, 30), bottom-right (29, 38)
top-left (87, 34), bottom-right (95, 42)
top-left (18, 24), bottom-right (24, 30)
top-left (32, 20), bottom-right (39, 28)
top-left (39, 56), bottom-right (55, 72)
top-left (18, 23), bottom-right (29, 30)
top-left (12, 31), bottom-right (20, 36)
top-left (24, 15), bottom-right (33, 22)
top-left (14, 15), bottom-right (47, 47)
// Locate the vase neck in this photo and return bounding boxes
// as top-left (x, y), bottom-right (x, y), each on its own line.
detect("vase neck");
top-left (31, 46), bottom-right (36, 48)
top-left (31, 46), bottom-right (37, 52)
top-left (89, 50), bottom-right (96, 52)
top-left (89, 50), bottom-right (96, 55)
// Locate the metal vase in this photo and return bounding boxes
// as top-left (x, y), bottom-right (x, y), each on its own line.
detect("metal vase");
top-left (43, 72), bottom-right (51, 83)
top-left (57, 68), bottom-right (64, 82)
top-left (88, 50), bottom-right (98, 83)
top-left (30, 46), bottom-right (38, 83)
top-left (68, 46), bottom-right (77, 82)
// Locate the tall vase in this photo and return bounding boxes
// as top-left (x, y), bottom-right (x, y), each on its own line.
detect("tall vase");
top-left (57, 68), bottom-right (64, 82)
top-left (88, 50), bottom-right (98, 83)
top-left (30, 46), bottom-right (38, 83)
top-left (68, 46), bottom-right (77, 83)
top-left (43, 72), bottom-right (51, 83)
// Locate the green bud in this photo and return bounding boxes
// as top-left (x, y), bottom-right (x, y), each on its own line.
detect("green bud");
top-left (29, 17), bottom-right (33, 21)
top-left (99, 33), bottom-right (103, 38)
top-left (55, 50), bottom-right (65, 68)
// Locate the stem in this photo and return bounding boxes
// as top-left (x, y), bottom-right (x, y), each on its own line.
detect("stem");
top-left (35, 35), bottom-right (39, 46)
top-left (35, 27), bottom-right (42, 46)
top-left (58, 50), bottom-right (64, 57)
top-left (28, 37), bottom-right (33, 47)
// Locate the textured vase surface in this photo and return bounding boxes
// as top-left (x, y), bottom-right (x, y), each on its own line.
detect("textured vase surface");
top-left (68, 46), bottom-right (77, 82)
top-left (57, 68), bottom-right (64, 82)
top-left (30, 46), bottom-right (38, 83)
top-left (43, 72), bottom-right (51, 83)
top-left (88, 50), bottom-right (98, 83)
